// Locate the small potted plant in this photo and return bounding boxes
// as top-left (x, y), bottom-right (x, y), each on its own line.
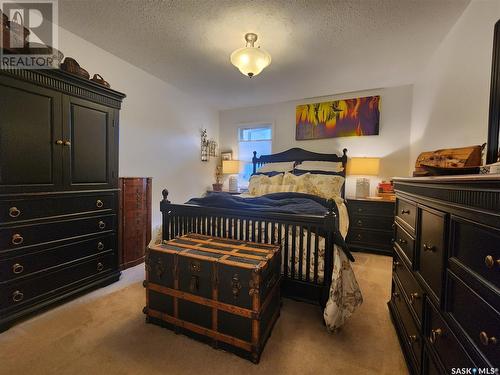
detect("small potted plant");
top-left (213, 165), bottom-right (223, 191)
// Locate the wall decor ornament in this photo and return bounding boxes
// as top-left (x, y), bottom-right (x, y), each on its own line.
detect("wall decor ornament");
top-left (295, 95), bottom-right (380, 140)
top-left (200, 129), bottom-right (218, 162)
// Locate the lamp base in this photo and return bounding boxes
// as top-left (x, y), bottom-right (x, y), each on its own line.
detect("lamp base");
top-left (355, 178), bottom-right (370, 198)
top-left (228, 176), bottom-right (239, 192)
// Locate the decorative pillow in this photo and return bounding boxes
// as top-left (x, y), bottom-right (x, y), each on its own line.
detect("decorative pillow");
top-left (282, 172), bottom-right (312, 194)
top-left (295, 161), bottom-right (344, 173)
top-left (256, 162), bottom-right (295, 173)
top-left (308, 174), bottom-right (345, 199)
top-left (248, 173), bottom-right (284, 195)
top-left (255, 184), bottom-right (298, 196)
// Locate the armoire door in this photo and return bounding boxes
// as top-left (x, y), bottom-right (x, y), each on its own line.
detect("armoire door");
top-left (62, 96), bottom-right (117, 190)
top-left (0, 75), bottom-right (63, 193)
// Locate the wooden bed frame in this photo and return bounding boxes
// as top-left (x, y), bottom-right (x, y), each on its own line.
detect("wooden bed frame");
top-left (160, 147), bottom-right (348, 306)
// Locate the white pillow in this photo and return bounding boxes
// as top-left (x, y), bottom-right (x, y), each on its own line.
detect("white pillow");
top-left (295, 161), bottom-right (344, 173)
top-left (256, 162), bottom-right (295, 173)
top-left (308, 174), bottom-right (345, 199)
top-left (248, 174), bottom-right (284, 195)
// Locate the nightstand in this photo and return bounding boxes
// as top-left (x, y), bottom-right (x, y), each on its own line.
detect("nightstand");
top-left (345, 197), bottom-right (395, 255)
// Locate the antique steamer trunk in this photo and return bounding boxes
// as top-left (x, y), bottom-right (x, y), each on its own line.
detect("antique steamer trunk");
top-left (143, 233), bottom-right (281, 363)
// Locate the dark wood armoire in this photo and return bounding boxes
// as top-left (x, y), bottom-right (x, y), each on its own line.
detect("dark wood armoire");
top-left (0, 68), bottom-right (125, 332)
top-left (118, 177), bottom-right (152, 270)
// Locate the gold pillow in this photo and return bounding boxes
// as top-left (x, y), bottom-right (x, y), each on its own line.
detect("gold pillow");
top-left (282, 172), bottom-right (312, 194)
top-left (308, 174), bottom-right (345, 199)
top-left (248, 174), bottom-right (284, 195)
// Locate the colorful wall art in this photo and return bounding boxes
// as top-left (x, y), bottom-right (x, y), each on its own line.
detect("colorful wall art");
top-left (296, 95), bottom-right (380, 140)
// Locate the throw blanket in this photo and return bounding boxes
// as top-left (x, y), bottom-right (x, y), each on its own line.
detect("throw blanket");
top-left (186, 192), bottom-right (354, 261)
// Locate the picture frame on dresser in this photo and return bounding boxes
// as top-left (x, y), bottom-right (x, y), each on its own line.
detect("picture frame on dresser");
top-left (0, 68), bottom-right (126, 332)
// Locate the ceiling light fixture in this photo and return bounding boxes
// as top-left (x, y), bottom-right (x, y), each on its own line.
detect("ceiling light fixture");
top-left (230, 33), bottom-right (271, 78)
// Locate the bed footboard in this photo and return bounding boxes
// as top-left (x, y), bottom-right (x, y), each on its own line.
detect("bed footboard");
top-left (160, 189), bottom-right (339, 306)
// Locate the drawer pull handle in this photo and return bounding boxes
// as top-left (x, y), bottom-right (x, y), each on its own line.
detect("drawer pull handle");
top-left (55, 140), bottom-right (63, 145)
top-left (356, 234), bottom-right (362, 240)
top-left (12, 290), bottom-right (24, 303)
top-left (398, 238), bottom-right (407, 245)
top-left (392, 292), bottom-right (400, 300)
top-left (9, 207), bottom-right (21, 218)
top-left (408, 334), bottom-right (419, 343)
top-left (479, 331), bottom-right (497, 346)
top-left (430, 328), bottom-right (442, 344)
top-left (401, 209), bottom-right (410, 215)
top-left (64, 140), bottom-right (71, 146)
top-left (97, 262), bottom-right (104, 272)
top-left (98, 221), bottom-right (106, 230)
top-left (11, 234), bottom-right (24, 246)
top-left (484, 255), bottom-right (499, 269)
top-left (96, 200), bottom-right (104, 208)
top-left (12, 263), bottom-right (24, 274)
top-left (97, 242), bottom-right (105, 251)
top-left (357, 208), bottom-right (363, 213)
top-left (423, 243), bottom-right (436, 252)
top-left (356, 220), bottom-right (363, 226)
top-left (392, 261), bottom-right (400, 271)
top-left (409, 292), bottom-right (420, 304)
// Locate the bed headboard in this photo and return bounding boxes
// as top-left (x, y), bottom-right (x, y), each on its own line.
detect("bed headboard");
top-left (252, 147), bottom-right (348, 196)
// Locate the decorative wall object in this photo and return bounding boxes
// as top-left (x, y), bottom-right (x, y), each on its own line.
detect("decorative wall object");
top-left (200, 129), bottom-right (218, 162)
top-left (296, 95), bottom-right (380, 140)
top-left (221, 151), bottom-right (233, 161)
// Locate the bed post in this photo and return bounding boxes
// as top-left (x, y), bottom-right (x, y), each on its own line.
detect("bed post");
top-left (252, 151), bottom-right (257, 174)
top-left (321, 199), bottom-right (338, 307)
top-left (161, 189), bottom-right (171, 242)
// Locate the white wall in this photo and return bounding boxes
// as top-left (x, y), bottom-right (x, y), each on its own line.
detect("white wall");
top-left (409, 0), bottom-right (500, 168)
top-left (219, 85), bottom-right (413, 196)
top-left (59, 28), bottom-right (219, 230)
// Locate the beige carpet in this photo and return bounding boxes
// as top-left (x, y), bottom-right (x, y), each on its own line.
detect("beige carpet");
top-left (0, 253), bottom-right (408, 375)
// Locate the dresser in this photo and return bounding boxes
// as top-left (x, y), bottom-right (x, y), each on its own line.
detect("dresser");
top-left (346, 197), bottom-right (395, 255)
top-left (389, 176), bottom-right (499, 375)
top-left (0, 68), bottom-right (125, 332)
top-left (118, 177), bottom-right (152, 270)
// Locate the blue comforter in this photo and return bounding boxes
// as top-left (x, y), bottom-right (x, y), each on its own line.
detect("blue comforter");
top-left (185, 192), bottom-right (354, 261)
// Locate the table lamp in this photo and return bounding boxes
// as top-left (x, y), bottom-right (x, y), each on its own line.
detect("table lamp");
top-left (347, 157), bottom-right (380, 198)
top-left (222, 160), bottom-right (240, 192)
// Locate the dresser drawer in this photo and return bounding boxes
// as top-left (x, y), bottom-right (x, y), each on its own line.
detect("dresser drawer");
top-left (396, 198), bottom-right (416, 233)
top-left (0, 234), bottom-right (115, 282)
top-left (347, 201), bottom-right (394, 217)
top-left (393, 250), bottom-right (424, 325)
top-left (394, 222), bottom-right (415, 266)
top-left (391, 279), bottom-right (422, 371)
top-left (447, 271), bottom-right (499, 367)
top-left (418, 206), bottom-right (446, 302)
top-left (450, 217), bottom-right (500, 291)
top-left (0, 252), bottom-right (115, 310)
top-left (425, 297), bottom-right (475, 373)
top-left (350, 215), bottom-right (393, 231)
top-left (0, 215), bottom-right (115, 253)
top-left (0, 193), bottom-right (115, 224)
top-left (347, 229), bottom-right (393, 248)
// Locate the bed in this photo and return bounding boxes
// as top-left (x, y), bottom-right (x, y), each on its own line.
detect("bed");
top-left (160, 147), bottom-right (362, 331)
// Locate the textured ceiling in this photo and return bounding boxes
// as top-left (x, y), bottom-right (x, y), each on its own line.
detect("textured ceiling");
top-left (59, 0), bottom-right (470, 109)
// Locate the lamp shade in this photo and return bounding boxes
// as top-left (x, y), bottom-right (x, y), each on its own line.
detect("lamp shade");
top-left (222, 160), bottom-right (239, 174)
top-left (347, 157), bottom-right (380, 176)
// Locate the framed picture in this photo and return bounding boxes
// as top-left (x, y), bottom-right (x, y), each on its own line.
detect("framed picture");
top-left (296, 95), bottom-right (380, 140)
top-left (221, 152), bottom-right (232, 161)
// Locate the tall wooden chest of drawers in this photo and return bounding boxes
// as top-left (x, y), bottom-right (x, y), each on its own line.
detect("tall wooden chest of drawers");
top-left (346, 197), bottom-right (395, 255)
top-left (389, 176), bottom-right (500, 375)
top-left (118, 177), bottom-right (152, 270)
top-left (0, 69), bottom-right (125, 332)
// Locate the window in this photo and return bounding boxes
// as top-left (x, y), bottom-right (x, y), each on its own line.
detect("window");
top-left (238, 124), bottom-right (272, 186)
